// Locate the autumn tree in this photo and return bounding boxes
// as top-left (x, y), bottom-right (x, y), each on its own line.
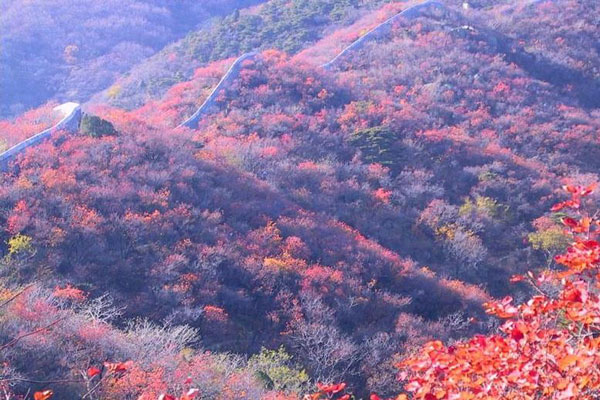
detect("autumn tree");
top-left (399, 184), bottom-right (600, 399)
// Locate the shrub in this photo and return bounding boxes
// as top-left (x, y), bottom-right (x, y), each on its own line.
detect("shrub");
top-left (79, 114), bottom-right (118, 138)
top-left (7, 234), bottom-right (33, 257)
top-left (248, 346), bottom-right (310, 393)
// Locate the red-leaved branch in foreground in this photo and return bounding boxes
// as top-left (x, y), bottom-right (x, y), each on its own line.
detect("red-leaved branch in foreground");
top-left (398, 183), bottom-right (600, 399)
top-left (308, 183), bottom-right (600, 400)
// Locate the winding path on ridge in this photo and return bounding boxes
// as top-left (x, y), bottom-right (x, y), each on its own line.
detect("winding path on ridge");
top-left (176, 0), bottom-right (451, 129)
top-left (0, 102), bottom-right (81, 171)
top-left (322, 0), bottom-right (448, 70)
top-left (178, 52), bottom-right (257, 129)
top-left (0, 0), bottom-right (570, 168)
top-left (178, 0), bottom-right (561, 126)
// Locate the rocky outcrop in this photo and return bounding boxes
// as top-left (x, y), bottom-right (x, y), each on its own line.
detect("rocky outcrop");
top-left (178, 52), bottom-right (257, 129)
top-left (0, 102), bottom-right (81, 171)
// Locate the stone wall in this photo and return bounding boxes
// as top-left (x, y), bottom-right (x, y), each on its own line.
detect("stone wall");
top-left (0, 102), bottom-right (81, 171)
top-left (322, 1), bottom-right (448, 70)
top-left (178, 52), bottom-right (257, 129)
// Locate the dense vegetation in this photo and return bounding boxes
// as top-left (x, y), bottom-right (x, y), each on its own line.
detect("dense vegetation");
top-left (399, 185), bottom-right (600, 399)
top-left (0, 0), bottom-right (599, 398)
top-left (312, 185), bottom-right (600, 398)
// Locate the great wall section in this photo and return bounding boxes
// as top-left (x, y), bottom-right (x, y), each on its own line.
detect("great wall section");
top-left (0, 0), bottom-right (555, 170)
top-left (177, 0), bottom-right (451, 128)
top-left (0, 102), bottom-right (81, 171)
top-left (178, 52), bottom-right (257, 129)
top-left (322, 0), bottom-right (449, 70)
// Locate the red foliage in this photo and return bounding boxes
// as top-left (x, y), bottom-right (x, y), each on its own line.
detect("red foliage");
top-left (399, 185), bottom-right (600, 399)
top-left (53, 285), bottom-right (87, 303)
top-left (307, 382), bottom-right (349, 400)
top-left (202, 305), bottom-right (229, 323)
top-left (0, 103), bottom-right (60, 148)
top-left (33, 390), bottom-right (53, 400)
top-left (2, 1), bottom-right (599, 396)
top-left (104, 361), bottom-right (132, 374)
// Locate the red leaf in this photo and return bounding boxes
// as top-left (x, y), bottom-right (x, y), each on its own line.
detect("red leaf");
top-left (558, 355), bottom-right (578, 371)
top-left (563, 185), bottom-right (579, 194)
top-left (104, 361), bottom-right (131, 374)
top-left (562, 217), bottom-right (578, 228)
top-left (510, 327), bottom-right (524, 342)
top-left (582, 240), bottom-right (599, 249)
top-left (34, 391), bottom-right (53, 400)
top-left (581, 183), bottom-right (597, 196)
top-left (317, 382), bottom-right (346, 394)
top-left (87, 366), bottom-right (101, 378)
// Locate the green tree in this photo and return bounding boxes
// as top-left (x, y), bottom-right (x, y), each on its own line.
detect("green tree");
top-left (248, 346), bottom-right (310, 394)
top-left (459, 195), bottom-right (509, 219)
top-left (528, 226), bottom-right (570, 267)
top-left (348, 125), bottom-right (398, 168)
top-left (7, 234), bottom-right (33, 257)
top-left (79, 114), bottom-right (118, 138)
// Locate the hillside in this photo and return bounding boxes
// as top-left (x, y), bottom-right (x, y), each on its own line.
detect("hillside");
top-left (0, 103), bottom-right (62, 151)
top-left (89, 0), bottom-right (397, 109)
top-left (0, 0), bottom-right (599, 398)
top-left (0, 0), bottom-right (264, 117)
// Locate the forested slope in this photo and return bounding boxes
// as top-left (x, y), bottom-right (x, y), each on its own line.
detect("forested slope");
top-left (90, 0), bottom-right (396, 109)
top-left (0, 0), bottom-right (598, 398)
